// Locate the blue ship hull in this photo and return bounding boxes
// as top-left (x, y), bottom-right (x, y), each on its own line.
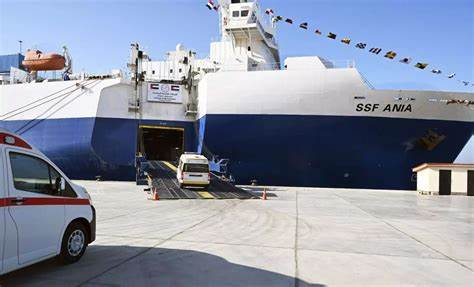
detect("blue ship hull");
top-left (1, 115), bottom-right (472, 190)
top-left (1, 117), bottom-right (197, 181)
top-left (200, 114), bottom-right (473, 190)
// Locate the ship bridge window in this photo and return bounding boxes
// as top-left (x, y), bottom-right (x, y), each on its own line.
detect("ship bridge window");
top-left (232, 10), bottom-right (250, 18)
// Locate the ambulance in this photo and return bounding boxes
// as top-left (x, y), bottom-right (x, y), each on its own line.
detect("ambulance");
top-left (0, 129), bottom-right (95, 275)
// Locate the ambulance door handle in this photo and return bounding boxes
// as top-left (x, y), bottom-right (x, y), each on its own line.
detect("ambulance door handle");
top-left (11, 198), bottom-right (25, 205)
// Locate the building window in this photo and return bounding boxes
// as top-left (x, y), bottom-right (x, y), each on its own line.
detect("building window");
top-left (152, 70), bottom-right (155, 74)
top-left (170, 69), bottom-right (173, 73)
top-left (179, 68), bottom-right (182, 73)
top-left (241, 10), bottom-right (249, 17)
top-left (232, 10), bottom-right (239, 17)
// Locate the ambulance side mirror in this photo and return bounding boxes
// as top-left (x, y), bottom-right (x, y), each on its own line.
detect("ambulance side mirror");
top-left (60, 177), bottom-right (66, 191)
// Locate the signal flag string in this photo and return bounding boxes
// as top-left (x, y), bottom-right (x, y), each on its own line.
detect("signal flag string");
top-left (204, 2), bottom-right (472, 88)
top-left (264, 8), bottom-right (473, 88)
top-left (206, 0), bottom-right (219, 11)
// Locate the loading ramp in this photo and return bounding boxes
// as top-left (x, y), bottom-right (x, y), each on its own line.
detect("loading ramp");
top-left (144, 161), bottom-right (258, 200)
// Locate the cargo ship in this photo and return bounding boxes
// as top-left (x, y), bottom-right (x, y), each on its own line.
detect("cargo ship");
top-left (1, 0), bottom-right (473, 189)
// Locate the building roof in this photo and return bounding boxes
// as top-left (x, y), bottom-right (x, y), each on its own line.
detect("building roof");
top-left (412, 163), bottom-right (474, 172)
top-left (0, 53), bottom-right (24, 73)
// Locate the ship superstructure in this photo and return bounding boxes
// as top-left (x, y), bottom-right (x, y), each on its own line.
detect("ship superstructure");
top-left (0, 0), bottom-right (472, 189)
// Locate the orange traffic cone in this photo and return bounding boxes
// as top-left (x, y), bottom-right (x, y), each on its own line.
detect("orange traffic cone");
top-left (262, 188), bottom-right (267, 200)
top-left (152, 187), bottom-right (160, 201)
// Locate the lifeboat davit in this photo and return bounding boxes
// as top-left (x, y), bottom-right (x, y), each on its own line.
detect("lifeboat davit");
top-left (22, 50), bottom-right (65, 71)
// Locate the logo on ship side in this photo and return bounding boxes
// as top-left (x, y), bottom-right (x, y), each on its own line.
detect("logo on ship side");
top-left (356, 103), bottom-right (412, 113)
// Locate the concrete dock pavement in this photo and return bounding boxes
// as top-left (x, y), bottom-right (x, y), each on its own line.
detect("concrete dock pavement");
top-left (1, 181), bottom-right (473, 286)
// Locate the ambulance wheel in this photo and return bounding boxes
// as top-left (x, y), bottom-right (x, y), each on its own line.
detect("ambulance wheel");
top-left (59, 222), bottom-right (88, 264)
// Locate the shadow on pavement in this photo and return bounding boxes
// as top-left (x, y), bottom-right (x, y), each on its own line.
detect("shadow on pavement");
top-left (0, 245), bottom-right (325, 287)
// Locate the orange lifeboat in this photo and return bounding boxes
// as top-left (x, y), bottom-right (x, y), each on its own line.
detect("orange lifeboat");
top-left (22, 50), bottom-right (65, 71)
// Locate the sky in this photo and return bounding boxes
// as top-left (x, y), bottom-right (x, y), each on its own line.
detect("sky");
top-left (0, 0), bottom-right (472, 92)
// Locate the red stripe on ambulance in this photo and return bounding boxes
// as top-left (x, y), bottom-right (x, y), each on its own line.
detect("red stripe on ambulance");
top-left (3, 197), bottom-right (90, 207)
